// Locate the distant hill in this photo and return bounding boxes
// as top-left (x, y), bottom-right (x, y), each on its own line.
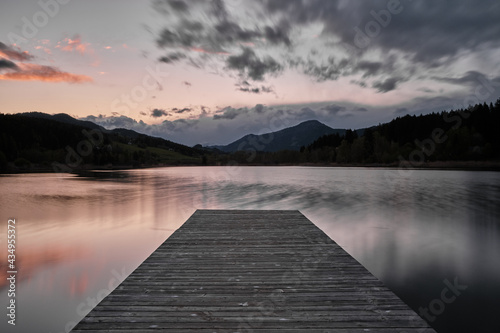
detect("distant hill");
top-left (212, 120), bottom-right (346, 152)
top-left (0, 112), bottom-right (205, 172)
top-left (19, 112), bottom-right (105, 131)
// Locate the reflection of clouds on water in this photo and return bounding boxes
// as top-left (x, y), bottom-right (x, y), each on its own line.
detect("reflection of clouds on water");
top-left (0, 245), bottom-right (89, 291)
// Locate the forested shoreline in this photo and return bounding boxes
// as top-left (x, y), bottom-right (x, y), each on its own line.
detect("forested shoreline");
top-left (214, 99), bottom-right (500, 167)
top-left (1, 99), bottom-right (499, 173)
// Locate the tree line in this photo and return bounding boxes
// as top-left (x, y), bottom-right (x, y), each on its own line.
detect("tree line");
top-left (0, 114), bottom-right (204, 172)
top-left (1, 98), bottom-right (499, 172)
top-left (214, 98), bottom-right (500, 165)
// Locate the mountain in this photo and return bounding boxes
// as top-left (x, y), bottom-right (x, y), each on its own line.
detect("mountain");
top-left (212, 120), bottom-right (346, 152)
top-left (0, 112), bottom-right (205, 172)
top-left (19, 112), bottom-right (105, 131)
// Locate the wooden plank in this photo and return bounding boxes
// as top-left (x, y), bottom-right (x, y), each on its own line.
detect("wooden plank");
top-left (72, 210), bottom-right (435, 332)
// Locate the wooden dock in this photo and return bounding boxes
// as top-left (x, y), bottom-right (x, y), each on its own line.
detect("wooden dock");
top-left (72, 210), bottom-right (435, 332)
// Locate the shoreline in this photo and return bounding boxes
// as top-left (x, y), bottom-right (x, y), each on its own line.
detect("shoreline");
top-left (2, 160), bottom-right (500, 175)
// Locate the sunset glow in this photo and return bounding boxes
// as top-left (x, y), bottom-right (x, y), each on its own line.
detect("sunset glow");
top-left (1, 0), bottom-right (499, 146)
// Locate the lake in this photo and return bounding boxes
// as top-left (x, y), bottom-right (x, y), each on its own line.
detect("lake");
top-left (1, 166), bottom-right (499, 332)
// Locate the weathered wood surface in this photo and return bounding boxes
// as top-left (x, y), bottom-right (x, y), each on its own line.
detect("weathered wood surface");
top-left (72, 209), bottom-right (435, 332)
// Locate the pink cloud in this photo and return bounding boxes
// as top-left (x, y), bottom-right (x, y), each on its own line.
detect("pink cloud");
top-left (0, 42), bottom-right (33, 61)
top-left (0, 63), bottom-right (92, 83)
top-left (34, 45), bottom-right (52, 55)
top-left (57, 35), bottom-right (92, 55)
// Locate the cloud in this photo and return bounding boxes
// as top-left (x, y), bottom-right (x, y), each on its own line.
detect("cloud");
top-left (372, 77), bottom-right (401, 93)
top-left (0, 41), bottom-right (91, 82)
top-left (433, 71), bottom-right (495, 87)
top-left (168, 0), bottom-right (189, 12)
top-left (173, 107), bottom-right (192, 113)
top-left (79, 99), bottom-right (408, 146)
top-left (0, 42), bottom-right (33, 61)
top-left (236, 81), bottom-right (275, 94)
top-left (263, 21), bottom-right (292, 46)
top-left (182, 81), bottom-right (192, 86)
top-left (255, 104), bottom-right (265, 113)
top-left (0, 63), bottom-right (92, 83)
top-left (395, 107), bottom-right (408, 114)
top-left (153, 0), bottom-right (191, 14)
top-left (213, 106), bottom-right (245, 120)
top-left (418, 87), bottom-right (435, 93)
top-left (151, 108), bottom-right (170, 117)
top-left (321, 104), bottom-right (346, 114)
top-left (57, 35), bottom-right (92, 55)
top-left (0, 58), bottom-right (18, 70)
top-left (151, 0), bottom-right (500, 97)
top-left (353, 60), bottom-right (384, 78)
top-left (350, 79), bottom-right (367, 88)
top-left (301, 56), bottom-right (349, 81)
top-left (296, 107), bottom-right (316, 118)
top-left (263, 0), bottom-right (500, 66)
top-left (226, 47), bottom-right (282, 81)
top-left (158, 51), bottom-right (187, 63)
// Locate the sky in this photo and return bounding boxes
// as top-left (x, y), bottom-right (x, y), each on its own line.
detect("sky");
top-left (1, 0), bottom-right (500, 146)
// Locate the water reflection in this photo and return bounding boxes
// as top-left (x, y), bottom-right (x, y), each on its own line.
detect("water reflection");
top-left (0, 167), bottom-right (499, 332)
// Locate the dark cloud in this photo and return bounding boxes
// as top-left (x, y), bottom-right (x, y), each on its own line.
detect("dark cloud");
top-left (211, 0), bottom-right (229, 21)
top-left (173, 107), bottom-right (192, 114)
top-left (321, 104), bottom-right (346, 114)
top-left (263, 0), bottom-right (500, 66)
top-left (158, 51), bottom-right (187, 63)
top-left (0, 42), bottom-right (34, 61)
top-left (235, 80), bottom-right (275, 94)
top-left (152, 0), bottom-right (500, 97)
top-left (214, 21), bottom-right (260, 44)
top-left (395, 107), bottom-right (408, 114)
top-left (0, 58), bottom-right (18, 70)
top-left (260, 86), bottom-right (275, 94)
top-left (152, 0), bottom-right (194, 15)
top-left (263, 20), bottom-right (292, 46)
top-left (182, 81), bottom-right (192, 86)
top-left (151, 108), bottom-right (170, 117)
top-left (255, 104), bottom-right (265, 113)
top-left (296, 107), bottom-right (316, 118)
top-left (81, 114), bottom-right (139, 129)
top-left (156, 27), bottom-right (197, 48)
top-left (433, 71), bottom-right (492, 87)
top-left (372, 77), bottom-right (400, 93)
top-left (354, 107), bottom-right (368, 112)
top-left (354, 60), bottom-right (383, 78)
top-left (200, 105), bottom-right (210, 116)
top-left (226, 48), bottom-right (282, 81)
top-left (213, 107), bottom-right (245, 120)
top-left (155, 1), bottom-right (292, 54)
top-left (301, 57), bottom-right (351, 81)
top-left (167, 0), bottom-right (189, 12)
top-left (238, 86), bottom-right (260, 93)
top-left (350, 79), bottom-right (367, 88)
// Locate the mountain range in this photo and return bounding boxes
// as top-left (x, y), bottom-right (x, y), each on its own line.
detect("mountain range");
top-left (18, 112), bottom-right (349, 153)
top-left (211, 120), bottom-right (346, 152)
top-left (2, 97), bottom-right (498, 172)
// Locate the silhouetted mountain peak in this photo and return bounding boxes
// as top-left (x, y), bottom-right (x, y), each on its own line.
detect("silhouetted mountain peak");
top-left (212, 120), bottom-right (346, 152)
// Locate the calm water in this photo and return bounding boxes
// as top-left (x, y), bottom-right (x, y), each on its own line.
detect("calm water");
top-left (1, 167), bottom-right (499, 332)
